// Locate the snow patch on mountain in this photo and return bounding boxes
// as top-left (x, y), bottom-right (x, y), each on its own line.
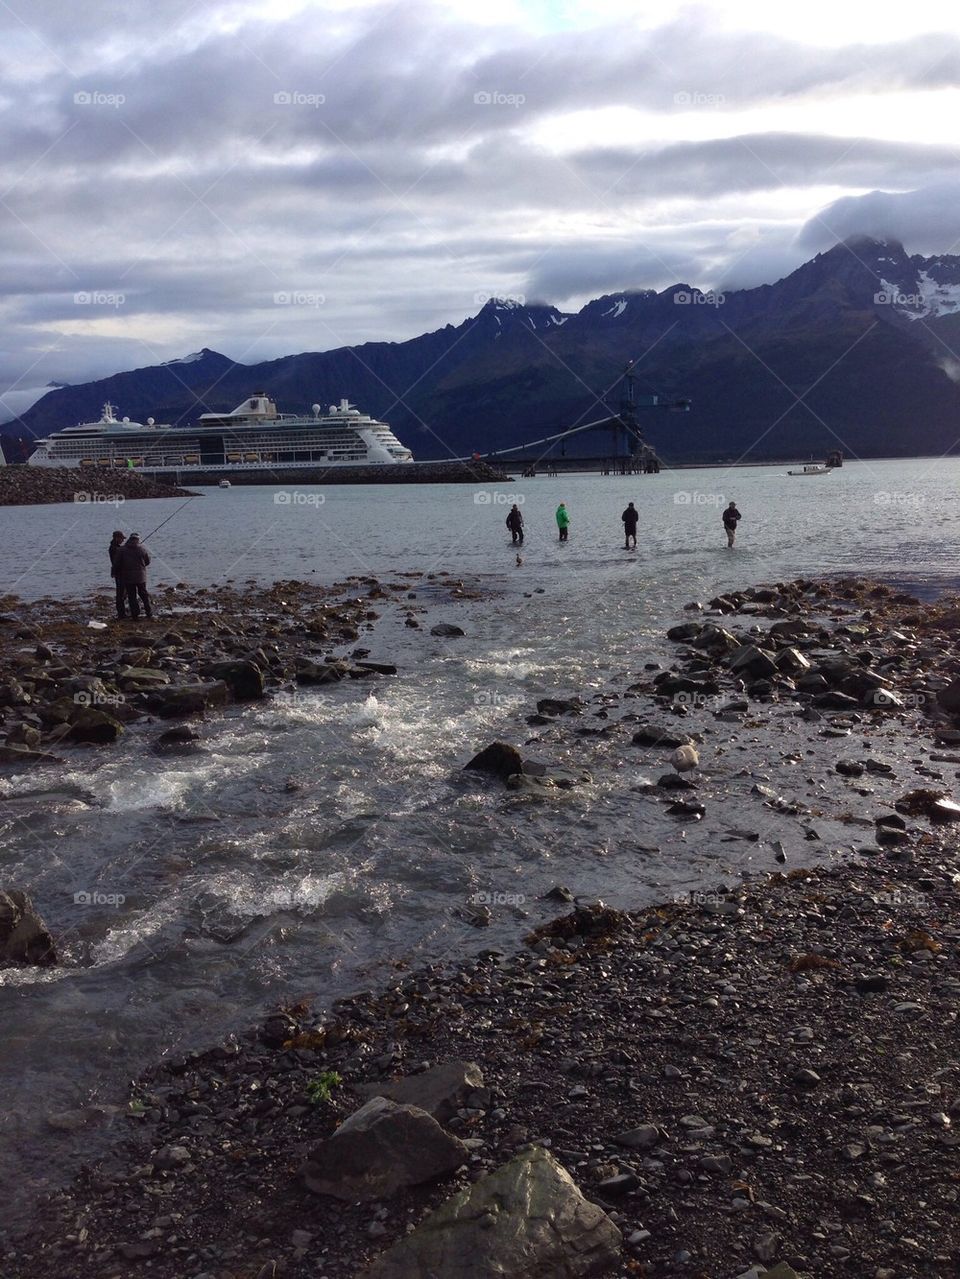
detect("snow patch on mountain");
top-left (164, 351), bottom-right (206, 365)
top-left (603, 298), bottom-right (629, 318)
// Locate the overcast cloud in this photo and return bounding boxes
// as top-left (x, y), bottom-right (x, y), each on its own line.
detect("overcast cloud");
top-left (2, 0), bottom-right (960, 419)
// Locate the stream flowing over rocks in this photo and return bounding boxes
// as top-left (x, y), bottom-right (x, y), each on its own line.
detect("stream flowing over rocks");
top-left (2, 574), bottom-right (960, 1277)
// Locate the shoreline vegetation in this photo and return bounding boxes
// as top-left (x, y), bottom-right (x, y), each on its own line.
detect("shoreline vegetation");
top-left (3, 575), bottom-right (960, 1277)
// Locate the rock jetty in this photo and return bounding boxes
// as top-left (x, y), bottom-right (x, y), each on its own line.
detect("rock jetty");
top-left (0, 465), bottom-right (196, 506)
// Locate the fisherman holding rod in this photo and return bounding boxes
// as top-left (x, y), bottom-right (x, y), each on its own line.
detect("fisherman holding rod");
top-left (107, 496), bottom-right (195, 622)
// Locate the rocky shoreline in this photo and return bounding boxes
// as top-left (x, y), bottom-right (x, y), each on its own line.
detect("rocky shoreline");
top-left (3, 575), bottom-right (960, 1278)
top-left (0, 465), bottom-right (197, 506)
top-left (0, 572), bottom-right (477, 773)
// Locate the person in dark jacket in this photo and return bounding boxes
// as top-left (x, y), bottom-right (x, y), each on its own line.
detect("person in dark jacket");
top-left (723, 501), bottom-right (742, 548)
top-left (116, 533), bottom-right (152, 618)
top-left (108, 531), bottom-right (126, 618)
top-left (621, 501), bottom-right (639, 549)
top-left (505, 504), bottom-right (524, 545)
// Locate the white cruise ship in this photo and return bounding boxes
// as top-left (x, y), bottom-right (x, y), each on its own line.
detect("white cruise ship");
top-left (27, 395), bottom-right (414, 473)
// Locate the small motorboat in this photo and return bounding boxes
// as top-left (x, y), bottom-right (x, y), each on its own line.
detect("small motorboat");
top-left (218, 479), bottom-right (231, 489)
top-left (787, 463), bottom-right (832, 477)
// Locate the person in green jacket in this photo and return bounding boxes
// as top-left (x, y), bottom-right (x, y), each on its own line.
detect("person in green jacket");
top-left (556, 502), bottom-right (569, 542)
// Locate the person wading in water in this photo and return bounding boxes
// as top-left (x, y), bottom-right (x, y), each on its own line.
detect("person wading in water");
top-left (621, 501), bottom-right (639, 549)
top-left (723, 501), bottom-right (742, 548)
top-left (555, 502), bottom-right (570, 542)
top-left (108, 531), bottom-right (126, 619)
top-left (505, 504), bottom-right (524, 545)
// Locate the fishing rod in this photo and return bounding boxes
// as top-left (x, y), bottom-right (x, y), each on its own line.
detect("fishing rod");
top-left (141, 496), bottom-right (196, 542)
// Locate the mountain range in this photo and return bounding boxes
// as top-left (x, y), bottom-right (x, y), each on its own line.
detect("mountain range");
top-left (4, 236), bottom-right (960, 464)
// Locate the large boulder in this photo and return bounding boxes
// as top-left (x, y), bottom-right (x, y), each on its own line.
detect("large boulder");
top-left (352, 1061), bottom-right (484, 1124)
top-left (302, 1096), bottom-right (467, 1201)
top-left (361, 1146), bottom-right (621, 1278)
top-left (146, 681), bottom-right (230, 719)
top-left (201, 660), bottom-right (265, 701)
top-left (937, 679), bottom-right (960, 715)
top-left (464, 742), bottom-right (524, 781)
top-left (68, 707), bottom-right (124, 744)
top-left (0, 890), bottom-right (56, 966)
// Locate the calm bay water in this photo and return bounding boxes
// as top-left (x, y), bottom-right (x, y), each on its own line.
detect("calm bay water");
top-left (1, 457), bottom-right (959, 1221)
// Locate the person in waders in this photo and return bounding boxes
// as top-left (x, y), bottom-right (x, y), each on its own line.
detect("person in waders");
top-left (723, 501), bottom-right (742, 548)
top-left (621, 501), bottom-right (639, 549)
top-left (505, 504), bottom-right (524, 545)
top-left (556, 502), bottom-right (570, 542)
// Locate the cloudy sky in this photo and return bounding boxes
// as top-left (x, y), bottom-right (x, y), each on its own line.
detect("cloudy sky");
top-left (2, 0), bottom-right (960, 419)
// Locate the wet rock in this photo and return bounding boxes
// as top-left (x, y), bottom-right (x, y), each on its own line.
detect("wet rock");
top-left (666, 800), bottom-right (705, 819)
top-left (666, 622), bottom-right (703, 642)
top-left (0, 744), bottom-right (62, 766)
top-left (147, 681), bottom-right (230, 718)
top-left (632, 725), bottom-right (691, 749)
top-left (935, 678), bottom-right (960, 714)
top-left (537, 697), bottom-right (583, 717)
top-left (836, 760), bottom-right (865, 777)
top-left (201, 660), bottom-right (266, 700)
top-left (67, 707), bottom-right (124, 744)
top-left (353, 1061), bottom-right (484, 1124)
top-left (464, 741), bottom-right (524, 781)
top-left (260, 1012), bottom-right (300, 1049)
top-left (155, 726), bottom-right (202, 753)
top-left (360, 1146), bottom-right (621, 1279)
top-left (295, 659), bottom-right (349, 686)
top-left (0, 889), bottom-right (56, 966)
top-left (541, 884), bottom-right (574, 902)
top-left (302, 1096), bottom-right (467, 1201)
top-left (430, 623), bottom-right (465, 637)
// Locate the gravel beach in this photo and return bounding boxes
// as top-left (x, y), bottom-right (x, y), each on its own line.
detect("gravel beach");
top-left (2, 574), bottom-right (960, 1278)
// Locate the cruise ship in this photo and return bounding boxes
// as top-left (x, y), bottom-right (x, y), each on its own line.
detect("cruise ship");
top-left (27, 395), bottom-right (415, 473)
